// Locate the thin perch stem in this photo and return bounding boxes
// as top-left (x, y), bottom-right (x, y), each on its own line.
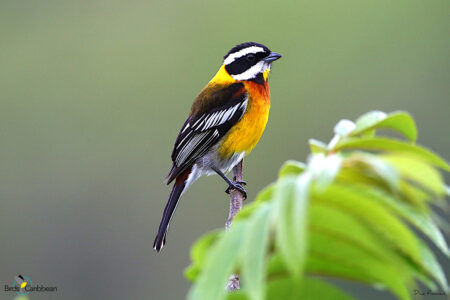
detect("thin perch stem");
top-left (226, 159), bottom-right (245, 291)
top-left (225, 160), bottom-right (244, 230)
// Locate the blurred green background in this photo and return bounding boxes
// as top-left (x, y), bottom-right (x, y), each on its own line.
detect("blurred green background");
top-left (0, 0), bottom-right (448, 299)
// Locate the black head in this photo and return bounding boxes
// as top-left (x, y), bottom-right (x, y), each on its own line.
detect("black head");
top-left (223, 42), bottom-right (282, 82)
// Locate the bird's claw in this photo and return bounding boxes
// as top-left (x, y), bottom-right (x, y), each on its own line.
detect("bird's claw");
top-left (225, 182), bottom-right (247, 200)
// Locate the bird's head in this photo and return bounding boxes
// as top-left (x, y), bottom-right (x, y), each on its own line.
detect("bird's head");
top-left (223, 42), bottom-right (282, 83)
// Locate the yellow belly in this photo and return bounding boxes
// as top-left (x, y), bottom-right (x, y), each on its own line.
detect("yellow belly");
top-left (218, 82), bottom-right (270, 158)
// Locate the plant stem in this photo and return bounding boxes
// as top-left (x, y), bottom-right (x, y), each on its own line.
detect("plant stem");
top-left (226, 160), bottom-right (244, 230)
top-left (226, 159), bottom-right (244, 291)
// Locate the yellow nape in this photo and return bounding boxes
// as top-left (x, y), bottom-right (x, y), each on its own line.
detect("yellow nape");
top-left (209, 65), bottom-right (236, 84)
top-left (263, 69), bottom-right (270, 81)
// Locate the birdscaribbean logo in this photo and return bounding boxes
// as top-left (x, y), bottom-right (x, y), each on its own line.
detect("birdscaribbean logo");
top-left (15, 275), bottom-right (30, 295)
top-left (3, 275), bottom-right (57, 295)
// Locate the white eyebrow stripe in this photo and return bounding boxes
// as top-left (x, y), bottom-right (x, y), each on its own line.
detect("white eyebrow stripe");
top-left (223, 46), bottom-right (265, 65)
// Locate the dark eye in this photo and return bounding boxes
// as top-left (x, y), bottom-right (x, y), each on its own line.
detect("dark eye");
top-left (246, 54), bottom-right (256, 61)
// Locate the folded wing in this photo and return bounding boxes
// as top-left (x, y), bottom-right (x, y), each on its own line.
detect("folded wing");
top-left (167, 83), bottom-right (247, 183)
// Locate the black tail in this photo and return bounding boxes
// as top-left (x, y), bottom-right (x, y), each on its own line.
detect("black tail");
top-left (153, 169), bottom-right (190, 252)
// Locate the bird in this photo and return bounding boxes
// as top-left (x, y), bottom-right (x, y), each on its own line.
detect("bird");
top-left (153, 42), bottom-right (282, 252)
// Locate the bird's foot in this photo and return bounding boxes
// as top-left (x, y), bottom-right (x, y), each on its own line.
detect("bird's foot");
top-left (225, 181), bottom-right (247, 200)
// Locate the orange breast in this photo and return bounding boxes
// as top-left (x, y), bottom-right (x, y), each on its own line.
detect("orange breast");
top-left (218, 81), bottom-right (270, 158)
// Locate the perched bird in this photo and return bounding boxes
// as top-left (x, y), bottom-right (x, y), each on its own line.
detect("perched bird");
top-left (153, 42), bottom-right (281, 251)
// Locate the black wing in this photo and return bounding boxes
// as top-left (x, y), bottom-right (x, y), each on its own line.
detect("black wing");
top-left (167, 83), bottom-right (248, 183)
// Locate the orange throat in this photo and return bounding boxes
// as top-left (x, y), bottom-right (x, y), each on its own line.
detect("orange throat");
top-left (218, 81), bottom-right (270, 158)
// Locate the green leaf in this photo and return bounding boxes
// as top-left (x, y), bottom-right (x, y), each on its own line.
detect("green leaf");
top-left (337, 165), bottom-right (394, 195)
top-left (334, 119), bottom-right (356, 136)
top-left (234, 184), bottom-right (275, 222)
top-left (354, 110), bottom-right (387, 131)
top-left (266, 276), bottom-right (302, 300)
top-left (432, 212), bottom-right (450, 235)
top-left (305, 238), bottom-right (412, 300)
top-left (309, 139), bottom-right (328, 154)
top-left (290, 174), bottom-right (311, 274)
top-left (352, 111), bottom-right (417, 141)
top-left (319, 183), bottom-right (447, 291)
top-left (308, 154), bottom-right (343, 189)
top-left (266, 277), bottom-right (356, 300)
top-left (308, 202), bottom-right (440, 293)
top-left (274, 175), bottom-right (310, 278)
top-left (185, 230), bottom-right (221, 281)
top-left (360, 186), bottom-right (449, 257)
top-left (375, 112), bottom-right (417, 141)
top-left (334, 137), bottom-right (450, 170)
top-left (398, 181), bottom-right (431, 211)
top-left (226, 292), bottom-right (249, 300)
top-left (267, 254), bottom-right (287, 276)
top-left (254, 183), bottom-right (275, 204)
top-left (418, 240), bottom-right (449, 292)
top-left (313, 183), bottom-right (421, 264)
top-left (309, 202), bottom-right (412, 267)
top-left (346, 153), bottom-right (400, 191)
top-left (188, 223), bottom-right (246, 300)
top-left (279, 160), bottom-right (306, 178)
top-left (241, 204), bottom-right (271, 300)
top-left (382, 154), bottom-right (445, 196)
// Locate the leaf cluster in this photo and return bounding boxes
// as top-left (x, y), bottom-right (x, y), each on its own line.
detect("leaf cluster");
top-left (186, 111), bottom-right (449, 300)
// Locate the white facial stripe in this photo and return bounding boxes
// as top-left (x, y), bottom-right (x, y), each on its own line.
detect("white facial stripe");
top-left (231, 61), bottom-right (270, 81)
top-left (223, 46), bottom-right (265, 65)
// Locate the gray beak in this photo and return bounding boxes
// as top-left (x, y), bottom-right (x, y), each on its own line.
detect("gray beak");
top-left (264, 52), bottom-right (282, 62)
